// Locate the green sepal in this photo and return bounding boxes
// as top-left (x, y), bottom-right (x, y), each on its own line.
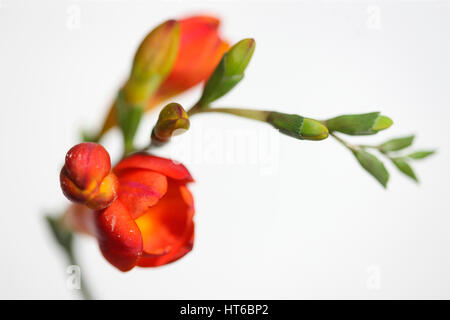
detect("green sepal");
top-left (116, 90), bottom-right (144, 153)
top-left (353, 149), bottom-right (389, 187)
top-left (266, 112), bottom-right (328, 141)
top-left (380, 135), bottom-right (415, 153)
top-left (325, 112), bottom-right (393, 136)
top-left (408, 150), bottom-right (435, 160)
top-left (199, 38), bottom-right (255, 107)
top-left (267, 112), bottom-right (304, 139)
top-left (391, 157), bottom-right (418, 182)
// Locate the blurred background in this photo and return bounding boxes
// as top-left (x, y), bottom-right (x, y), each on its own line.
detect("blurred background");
top-left (1, 0), bottom-right (450, 299)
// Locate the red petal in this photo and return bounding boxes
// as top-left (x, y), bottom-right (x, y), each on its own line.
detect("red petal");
top-left (116, 168), bottom-right (168, 219)
top-left (147, 15), bottom-right (229, 108)
top-left (135, 181), bottom-right (195, 267)
top-left (64, 143), bottom-right (111, 189)
top-left (94, 200), bottom-right (143, 272)
top-left (114, 153), bottom-right (194, 182)
top-left (63, 203), bottom-right (95, 236)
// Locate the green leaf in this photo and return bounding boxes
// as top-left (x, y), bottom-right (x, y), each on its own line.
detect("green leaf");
top-left (408, 150), bottom-right (435, 160)
top-left (391, 157), bottom-right (418, 182)
top-left (353, 149), bottom-right (389, 187)
top-left (325, 112), bottom-right (393, 136)
top-left (380, 135), bottom-right (415, 153)
top-left (199, 39), bottom-right (255, 106)
top-left (45, 215), bottom-right (73, 254)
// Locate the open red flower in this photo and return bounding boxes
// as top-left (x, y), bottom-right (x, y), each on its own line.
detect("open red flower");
top-left (62, 144), bottom-right (195, 272)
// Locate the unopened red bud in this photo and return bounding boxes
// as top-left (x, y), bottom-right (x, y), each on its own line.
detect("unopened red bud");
top-left (60, 143), bottom-right (118, 210)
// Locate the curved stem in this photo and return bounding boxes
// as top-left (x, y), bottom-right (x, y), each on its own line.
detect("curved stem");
top-left (188, 106), bottom-right (270, 122)
top-left (133, 107), bottom-right (273, 154)
top-left (46, 215), bottom-right (94, 300)
top-left (330, 133), bottom-right (397, 162)
top-left (329, 132), bottom-right (357, 151)
top-left (359, 144), bottom-right (381, 151)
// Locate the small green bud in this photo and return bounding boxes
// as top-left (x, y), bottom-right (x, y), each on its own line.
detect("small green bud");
top-left (199, 38), bottom-right (256, 107)
top-left (267, 112), bottom-right (328, 141)
top-left (224, 38), bottom-right (256, 76)
top-left (325, 112), bottom-right (393, 136)
top-left (152, 103), bottom-right (190, 143)
top-left (301, 118), bottom-right (329, 140)
top-left (372, 115), bottom-right (394, 132)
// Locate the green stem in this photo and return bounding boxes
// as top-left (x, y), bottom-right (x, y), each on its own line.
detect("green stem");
top-left (46, 215), bottom-right (94, 300)
top-left (133, 140), bottom-right (164, 154)
top-left (124, 139), bottom-right (135, 157)
top-left (359, 144), bottom-right (381, 151)
top-left (330, 133), bottom-right (397, 163)
top-left (329, 132), bottom-right (357, 151)
top-left (136, 107), bottom-right (271, 154)
top-left (188, 107), bottom-right (270, 122)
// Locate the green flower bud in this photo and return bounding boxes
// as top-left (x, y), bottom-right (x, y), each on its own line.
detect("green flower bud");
top-left (301, 118), bottom-right (330, 140)
top-left (199, 38), bottom-right (256, 107)
top-left (372, 115), bottom-right (394, 132)
top-left (152, 103), bottom-right (190, 143)
top-left (224, 38), bottom-right (256, 76)
top-left (125, 20), bottom-right (180, 104)
top-left (267, 112), bottom-right (328, 141)
top-left (325, 112), bottom-right (393, 136)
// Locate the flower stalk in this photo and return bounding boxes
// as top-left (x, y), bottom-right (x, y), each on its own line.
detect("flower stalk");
top-left (188, 107), bottom-right (329, 141)
top-left (45, 215), bottom-right (93, 300)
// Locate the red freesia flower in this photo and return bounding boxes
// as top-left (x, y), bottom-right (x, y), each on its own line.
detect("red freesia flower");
top-left (99, 15), bottom-right (229, 136)
top-left (61, 144), bottom-right (195, 272)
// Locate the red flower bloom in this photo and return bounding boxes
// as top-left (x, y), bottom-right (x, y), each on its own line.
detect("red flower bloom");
top-left (62, 144), bottom-right (195, 272)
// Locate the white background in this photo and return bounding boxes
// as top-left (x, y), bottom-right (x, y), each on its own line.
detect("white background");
top-left (1, 0), bottom-right (449, 299)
